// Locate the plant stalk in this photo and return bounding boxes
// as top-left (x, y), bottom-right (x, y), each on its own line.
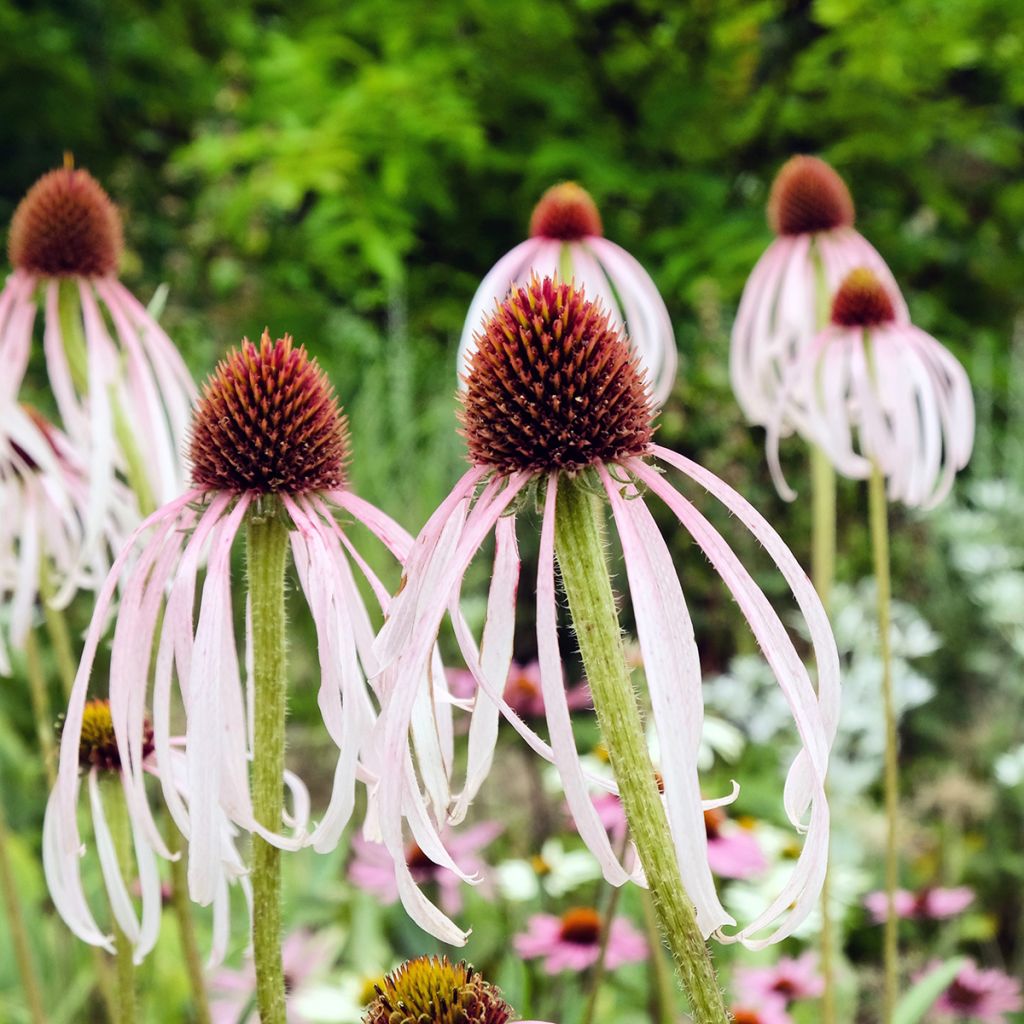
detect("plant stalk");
top-left (23, 629), bottom-right (57, 787)
top-left (554, 478), bottom-right (729, 1024)
top-left (246, 506), bottom-right (291, 1024)
top-left (869, 463), bottom-right (899, 1023)
top-left (103, 779), bottom-right (137, 1023)
top-left (165, 819), bottom-right (212, 1024)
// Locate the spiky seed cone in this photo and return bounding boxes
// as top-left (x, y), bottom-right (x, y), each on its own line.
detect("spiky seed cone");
top-left (704, 807), bottom-right (725, 839)
top-left (460, 275), bottom-right (654, 473)
top-left (363, 956), bottom-right (512, 1024)
top-left (8, 168), bottom-right (123, 277)
top-left (75, 699), bottom-right (153, 773)
top-left (529, 182), bottom-right (603, 240)
top-left (558, 907), bottom-right (602, 945)
top-left (830, 267), bottom-right (897, 328)
top-left (730, 1010), bottom-right (763, 1024)
top-left (767, 156), bottom-right (855, 237)
top-left (189, 330), bottom-right (349, 495)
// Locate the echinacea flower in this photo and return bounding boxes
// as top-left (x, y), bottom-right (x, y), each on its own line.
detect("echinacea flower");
top-left (704, 807), bottom-right (768, 880)
top-left (727, 998), bottom-right (793, 1024)
top-left (448, 659), bottom-right (591, 718)
top-left (766, 267), bottom-right (974, 509)
top-left (374, 275), bottom-right (839, 948)
top-left (364, 955), bottom-right (552, 1024)
top-left (1, 164), bottom-right (195, 548)
top-left (209, 928), bottom-right (340, 1023)
top-left (731, 155), bottom-right (907, 428)
top-left (48, 331), bottom-right (423, 959)
top-left (349, 821), bottom-right (500, 915)
top-left (514, 907), bottom-right (646, 974)
top-left (920, 959), bottom-right (1023, 1022)
top-left (457, 182), bottom-right (677, 405)
top-left (864, 885), bottom-right (974, 923)
top-left (0, 404), bottom-right (134, 673)
top-left (43, 698), bottom-right (254, 965)
top-left (734, 952), bottom-right (824, 1005)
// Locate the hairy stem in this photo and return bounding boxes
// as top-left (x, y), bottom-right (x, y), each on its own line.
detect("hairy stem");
top-left (246, 507), bottom-right (291, 1024)
top-left (103, 780), bottom-right (137, 1024)
top-left (869, 463), bottom-right (899, 1023)
top-left (554, 478), bottom-right (729, 1024)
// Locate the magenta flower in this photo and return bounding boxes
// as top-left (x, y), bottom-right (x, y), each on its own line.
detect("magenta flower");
top-left (704, 807), bottom-right (768, 880)
top-left (922, 959), bottom-right (1023, 1022)
top-left (731, 155), bottom-right (907, 429)
top-left (734, 952), bottom-right (824, 1005)
top-left (727, 998), bottom-right (794, 1024)
top-left (864, 885), bottom-right (975, 923)
top-left (47, 332), bottom-right (426, 959)
top-left (1, 165), bottom-right (195, 551)
top-left (349, 821), bottom-right (500, 915)
top-left (458, 182), bottom-right (677, 405)
top-left (448, 659), bottom-right (591, 719)
top-left (373, 276), bottom-right (839, 948)
top-left (0, 404), bottom-right (134, 674)
top-left (514, 907), bottom-right (647, 974)
top-left (766, 267), bottom-right (974, 509)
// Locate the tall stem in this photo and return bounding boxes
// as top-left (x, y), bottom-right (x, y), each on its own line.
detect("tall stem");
top-left (554, 478), bottom-right (729, 1024)
top-left (165, 819), bottom-right (212, 1024)
top-left (246, 507), bottom-right (290, 1024)
top-left (39, 566), bottom-right (77, 701)
top-left (23, 630), bottom-right (57, 787)
top-left (103, 780), bottom-right (137, 1024)
top-left (869, 463), bottom-right (899, 1023)
top-left (0, 795), bottom-right (48, 1024)
top-left (811, 444), bottom-right (838, 1024)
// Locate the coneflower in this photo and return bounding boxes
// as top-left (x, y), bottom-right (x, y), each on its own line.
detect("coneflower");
top-left (457, 181), bottom-right (678, 405)
top-left (1, 162), bottom-right (195, 546)
top-left (375, 276), bottom-right (839, 1023)
top-left (50, 330), bottom-right (422, 1024)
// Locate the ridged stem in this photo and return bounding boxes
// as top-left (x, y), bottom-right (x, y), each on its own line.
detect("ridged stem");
top-left (554, 478), bottom-right (729, 1024)
top-left (869, 463), bottom-right (899, 1023)
top-left (246, 507), bottom-right (290, 1024)
top-left (102, 779), bottom-right (137, 1024)
top-left (0, 795), bottom-right (48, 1024)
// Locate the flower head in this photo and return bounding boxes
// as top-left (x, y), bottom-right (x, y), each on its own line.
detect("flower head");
top-left (514, 908), bottom-right (647, 974)
top-left (459, 182), bottom-right (677, 406)
top-left (461, 275), bottom-right (653, 472)
top-left (766, 266), bottom-right (974, 509)
top-left (728, 998), bottom-right (793, 1024)
top-left (8, 167), bottom-right (123, 278)
top-left (922, 959), bottom-right (1023, 1022)
top-left (190, 331), bottom-right (349, 494)
top-left (864, 885), bottom-right (974, 923)
top-left (374, 277), bottom-right (839, 949)
top-left (734, 952), bottom-right (824, 1005)
top-left (704, 807), bottom-right (768, 879)
top-left (77, 698), bottom-right (151, 773)
top-left (731, 155), bottom-right (907, 431)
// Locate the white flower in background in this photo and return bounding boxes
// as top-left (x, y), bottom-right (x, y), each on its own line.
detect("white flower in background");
top-left (995, 746), bottom-right (1024, 788)
top-left (496, 838), bottom-right (603, 902)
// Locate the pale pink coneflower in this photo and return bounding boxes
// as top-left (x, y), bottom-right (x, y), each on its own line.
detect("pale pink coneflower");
top-left (364, 956), bottom-right (553, 1024)
top-left (349, 821), bottom-right (500, 915)
top-left (514, 907), bottom-right (647, 974)
top-left (0, 404), bottom-right (134, 674)
top-left (766, 267), bottom-right (974, 509)
top-left (457, 182), bottom-right (677, 405)
top-left (373, 275), bottom-right (839, 949)
top-left (1, 164), bottom-right (196, 547)
top-left (447, 659), bottom-right (591, 719)
top-left (733, 951), bottom-right (824, 1006)
top-left (727, 998), bottom-right (794, 1024)
top-left (47, 331), bottom-right (428, 960)
top-left (864, 885), bottom-right (975, 923)
top-left (43, 698), bottom-right (256, 965)
top-left (731, 155), bottom-right (908, 428)
top-left (920, 959), bottom-right (1023, 1022)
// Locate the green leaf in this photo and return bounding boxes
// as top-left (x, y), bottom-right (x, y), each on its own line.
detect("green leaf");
top-left (893, 957), bottom-right (968, 1024)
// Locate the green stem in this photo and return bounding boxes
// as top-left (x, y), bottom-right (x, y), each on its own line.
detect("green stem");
top-left (869, 463), bottom-right (899, 1024)
top-left (246, 506), bottom-right (291, 1024)
top-left (165, 819), bottom-right (212, 1024)
top-left (38, 567), bottom-right (78, 701)
top-left (642, 888), bottom-right (678, 1024)
top-left (23, 629), bottom-right (57, 787)
top-left (103, 780), bottom-right (137, 1024)
top-left (112, 397), bottom-right (155, 517)
top-left (0, 795), bottom-right (48, 1024)
top-left (580, 834), bottom-right (628, 1024)
top-left (553, 478), bottom-right (729, 1024)
top-left (811, 444), bottom-right (839, 1024)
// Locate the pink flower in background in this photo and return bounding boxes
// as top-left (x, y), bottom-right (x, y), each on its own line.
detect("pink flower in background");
top-left (766, 267), bottom-right (973, 510)
top-left (349, 821), bottom-right (500, 915)
top-left (457, 182), bottom-right (677, 405)
top-left (514, 907), bottom-right (647, 974)
top-left (731, 154), bottom-right (907, 429)
top-left (728, 997), bottom-right (794, 1024)
top-left (922, 959), bottom-right (1023, 1022)
top-left (374, 276), bottom-right (839, 948)
top-left (734, 952), bottom-right (824, 1005)
top-left (209, 929), bottom-right (339, 1023)
top-left (704, 807), bottom-right (768, 880)
top-left (448, 660), bottom-right (591, 718)
top-left (864, 885), bottom-right (975, 924)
